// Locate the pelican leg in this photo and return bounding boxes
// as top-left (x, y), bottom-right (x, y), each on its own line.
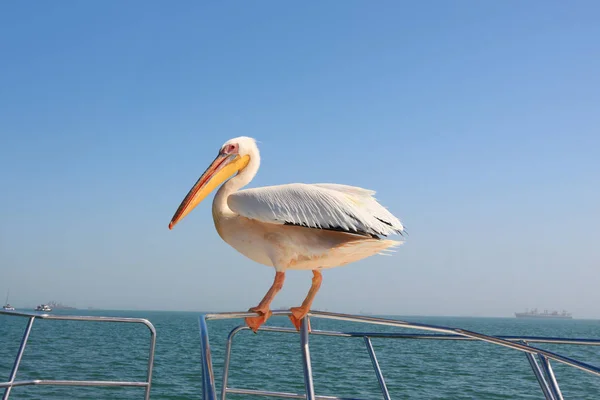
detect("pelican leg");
top-left (289, 270), bottom-right (322, 331)
top-left (245, 271), bottom-right (285, 333)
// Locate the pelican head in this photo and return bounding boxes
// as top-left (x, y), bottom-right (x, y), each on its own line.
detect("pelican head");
top-left (168, 136), bottom-right (256, 229)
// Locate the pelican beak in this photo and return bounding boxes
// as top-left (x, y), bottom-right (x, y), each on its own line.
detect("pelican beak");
top-left (169, 153), bottom-right (250, 229)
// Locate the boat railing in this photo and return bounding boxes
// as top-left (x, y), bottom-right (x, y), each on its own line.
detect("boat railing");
top-left (199, 310), bottom-right (600, 400)
top-left (0, 310), bottom-right (156, 400)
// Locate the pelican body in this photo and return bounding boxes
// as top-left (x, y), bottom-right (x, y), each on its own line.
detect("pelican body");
top-left (169, 137), bottom-right (405, 331)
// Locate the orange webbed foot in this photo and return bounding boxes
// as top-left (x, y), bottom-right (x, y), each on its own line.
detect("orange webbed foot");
top-left (245, 307), bottom-right (272, 333)
top-left (288, 306), bottom-right (311, 331)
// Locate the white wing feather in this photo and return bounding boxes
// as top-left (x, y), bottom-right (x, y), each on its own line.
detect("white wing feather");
top-left (227, 183), bottom-right (404, 237)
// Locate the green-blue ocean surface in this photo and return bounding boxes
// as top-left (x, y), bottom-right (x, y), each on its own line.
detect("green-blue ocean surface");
top-left (2, 310), bottom-right (600, 399)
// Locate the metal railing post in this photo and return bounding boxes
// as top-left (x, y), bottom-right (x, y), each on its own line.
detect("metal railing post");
top-left (2, 316), bottom-right (35, 400)
top-left (199, 315), bottom-right (217, 400)
top-left (221, 326), bottom-right (246, 400)
top-left (364, 337), bottom-right (390, 400)
top-left (299, 316), bottom-right (315, 400)
top-left (539, 356), bottom-right (564, 400)
top-left (144, 322), bottom-right (157, 400)
top-left (520, 341), bottom-right (555, 400)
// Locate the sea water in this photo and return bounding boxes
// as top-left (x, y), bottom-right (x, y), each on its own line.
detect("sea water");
top-left (2, 310), bottom-right (600, 399)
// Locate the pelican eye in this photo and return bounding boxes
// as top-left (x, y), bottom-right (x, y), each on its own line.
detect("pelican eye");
top-left (222, 144), bottom-right (238, 154)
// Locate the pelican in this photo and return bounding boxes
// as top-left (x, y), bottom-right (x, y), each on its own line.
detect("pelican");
top-left (168, 137), bottom-right (405, 332)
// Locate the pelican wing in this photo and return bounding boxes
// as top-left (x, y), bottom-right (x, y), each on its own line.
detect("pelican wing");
top-left (227, 183), bottom-right (404, 237)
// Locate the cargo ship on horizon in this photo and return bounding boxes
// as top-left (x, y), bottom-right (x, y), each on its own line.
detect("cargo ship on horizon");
top-left (515, 308), bottom-right (572, 319)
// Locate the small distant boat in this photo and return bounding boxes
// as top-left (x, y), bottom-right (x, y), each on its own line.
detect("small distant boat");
top-left (3, 290), bottom-right (15, 311)
top-left (515, 308), bottom-right (572, 319)
top-left (35, 304), bottom-right (52, 312)
top-left (46, 300), bottom-right (76, 310)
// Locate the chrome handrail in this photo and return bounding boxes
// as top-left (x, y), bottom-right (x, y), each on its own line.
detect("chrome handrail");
top-left (199, 310), bottom-right (600, 400)
top-left (0, 310), bottom-right (156, 400)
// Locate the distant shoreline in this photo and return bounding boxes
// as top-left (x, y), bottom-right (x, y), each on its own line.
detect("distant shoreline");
top-left (3, 308), bottom-right (595, 320)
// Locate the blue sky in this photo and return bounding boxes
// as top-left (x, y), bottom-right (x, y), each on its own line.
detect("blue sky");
top-left (1, 1), bottom-right (599, 317)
